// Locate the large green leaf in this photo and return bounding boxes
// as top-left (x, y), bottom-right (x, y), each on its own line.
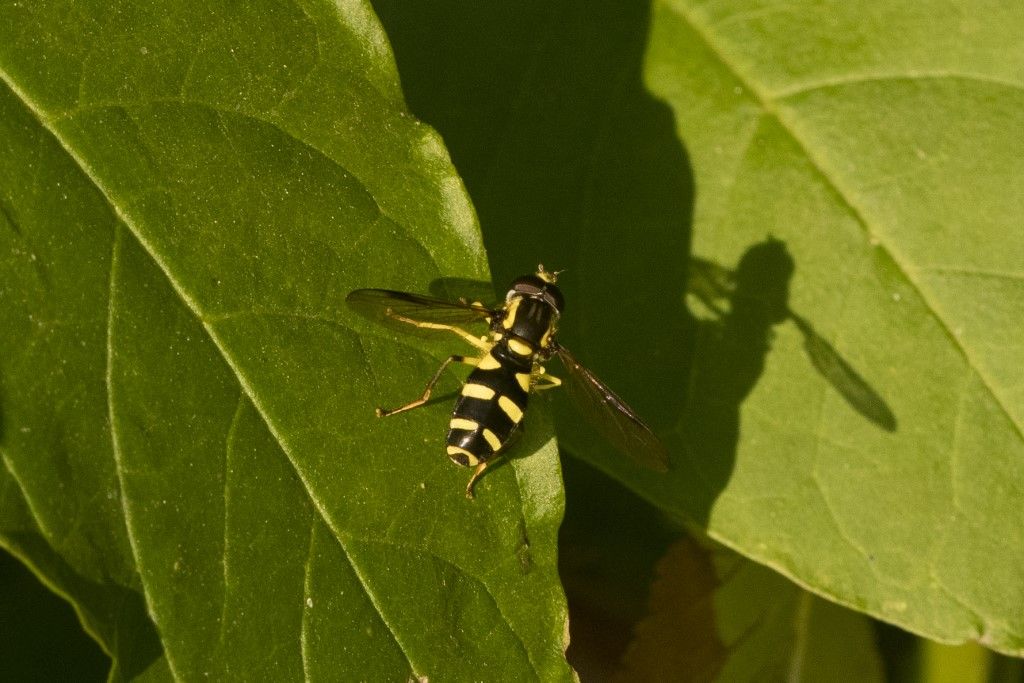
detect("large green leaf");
top-left (372, 0), bottom-right (1024, 656)
top-left (0, 1), bottom-right (570, 679)
top-left (643, 0), bottom-right (1024, 655)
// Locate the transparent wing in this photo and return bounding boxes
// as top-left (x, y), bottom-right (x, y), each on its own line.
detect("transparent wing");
top-left (428, 277), bottom-right (500, 305)
top-left (346, 289), bottom-right (496, 337)
top-left (555, 345), bottom-right (670, 472)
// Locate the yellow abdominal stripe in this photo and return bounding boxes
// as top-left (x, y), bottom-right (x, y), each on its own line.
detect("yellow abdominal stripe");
top-left (516, 373), bottom-right (531, 392)
top-left (449, 417), bottom-right (479, 431)
top-left (498, 395), bottom-right (524, 423)
top-left (462, 383), bottom-right (496, 400)
top-left (482, 429), bottom-right (502, 451)
top-left (446, 445), bottom-right (479, 466)
top-left (448, 419), bottom-right (502, 452)
top-left (478, 354), bottom-right (502, 370)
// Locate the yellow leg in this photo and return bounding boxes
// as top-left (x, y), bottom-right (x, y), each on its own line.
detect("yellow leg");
top-left (377, 355), bottom-right (479, 417)
top-left (531, 367), bottom-right (562, 392)
top-left (465, 460), bottom-right (489, 500)
top-left (386, 311), bottom-right (491, 351)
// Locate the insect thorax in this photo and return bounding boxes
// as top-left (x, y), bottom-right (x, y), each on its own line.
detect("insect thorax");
top-left (499, 295), bottom-right (558, 354)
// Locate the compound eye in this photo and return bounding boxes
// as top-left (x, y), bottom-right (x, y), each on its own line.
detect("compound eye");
top-left (544, 284), bottom-right (565, 313)
top-left (508, 274), bottom-right (546, 298)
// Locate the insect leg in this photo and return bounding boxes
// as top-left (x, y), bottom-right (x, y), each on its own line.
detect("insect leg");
top-left (386, 312), bottom-right (491, 351)
top-left (460, 300), bottom-right (492, 325)
top-left (376, 355), bottom-right (480, 417)
top-left (465, 460), bottom-right (490, 500)
top-left (531, 367), bottom-right (562, 392)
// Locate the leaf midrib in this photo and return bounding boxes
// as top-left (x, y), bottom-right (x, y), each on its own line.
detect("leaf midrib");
top-left (3, 65), bottom-right (551, 681)
top-left (668, 0), bottom-right (1024, 443)
top-left (0, 68), bottom-right (431, 678)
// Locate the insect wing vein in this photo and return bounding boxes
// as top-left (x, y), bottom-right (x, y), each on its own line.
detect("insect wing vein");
top-left (556, 345), bottom-right (669, 472)
top-left (346, 289), bottom-right (495, 337)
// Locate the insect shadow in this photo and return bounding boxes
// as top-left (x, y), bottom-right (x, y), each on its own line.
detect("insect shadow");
top-left (688, 239), bottom-right (897, 433)
top-left (680, 238), bottom-right (897, 525)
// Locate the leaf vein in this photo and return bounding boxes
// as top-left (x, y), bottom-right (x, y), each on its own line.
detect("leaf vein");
top-left (105, 225), bottom-right (183, 682)
top-left (217, 393), bottom-right (246, 657)
top-left (299, 520), bottom-right (315, 682)
top-left (921, 266), bottom-right (1024, 283)
top-left (773, 71), bottom-right (1024, 101)
top-left (0, 67), bottom-right (426, 679)
top-left (47, 98), bottom-right (411, 248)
top-left (343, 533), bottom-right (540, 681)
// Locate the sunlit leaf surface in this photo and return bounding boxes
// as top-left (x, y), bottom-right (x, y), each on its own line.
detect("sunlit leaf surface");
top-left (643, 0), bottom-right (1024, 655)
top-left (0, 1), bottom-right (571, 678)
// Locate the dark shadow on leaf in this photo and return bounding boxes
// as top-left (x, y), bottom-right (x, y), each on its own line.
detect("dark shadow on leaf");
top-left (689, 244), bottom-right (897, 433)
top-left (372, 4), bottom-right (903, 673)
top-left (789, 313), bottom-right (897, 431)
top-left (3, 532), bottom-right (162, 679)
top-left (613, 534), bottom-right (728, 683)
top-left (376, 0), bottom-right (891, 528)
top-left (0, 548), bottom-right (109, 681)
top-left (680, 239), bottom-right (794, 525)
top-left (375, 0), bottom-right (695, 479)
top-left (558, 457), bottom-right (679, 680)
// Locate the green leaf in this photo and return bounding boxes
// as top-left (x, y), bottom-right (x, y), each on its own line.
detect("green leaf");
top-left (0, 1), bottom-right (570, 679)
top-left (0, 463), bottom-right (170, 681)
top-left (0, 473), bottom-right (110, 681)
top-left (372, 0), bottom-right (1024, 657)
top-left (643, 0), bottom-right (1024, 655)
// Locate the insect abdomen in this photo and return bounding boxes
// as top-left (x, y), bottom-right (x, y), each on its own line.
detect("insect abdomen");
top-left (446, 346), bottom-right (531, 467)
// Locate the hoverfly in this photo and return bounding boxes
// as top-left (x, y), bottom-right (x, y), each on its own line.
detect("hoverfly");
top-left (346, 265), bottom-right (669, 498)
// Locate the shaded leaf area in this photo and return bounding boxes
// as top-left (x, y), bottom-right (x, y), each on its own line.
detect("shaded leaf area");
top-left (0, 466), bottom-right (170, 681)
top-left (0, 86), bottom-right (171, 681)
top-left (559, 459), bottom-right (884, 682)
top-left (0, 477), bottom-right (112, 683)
top-left (618, 537), bottom-right (885, 683)
top-left (373, 0), bottom-right (1024, 653)
top-left (0, 1), bottom-right (571, 679)
top-left (558, 458), bottom-right (680, 680)
top-left (0, 554), bottom-right (107, 682)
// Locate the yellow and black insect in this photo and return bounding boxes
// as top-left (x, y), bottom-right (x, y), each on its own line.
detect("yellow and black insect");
top-left (346, 265), bottom-right (669, 498)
